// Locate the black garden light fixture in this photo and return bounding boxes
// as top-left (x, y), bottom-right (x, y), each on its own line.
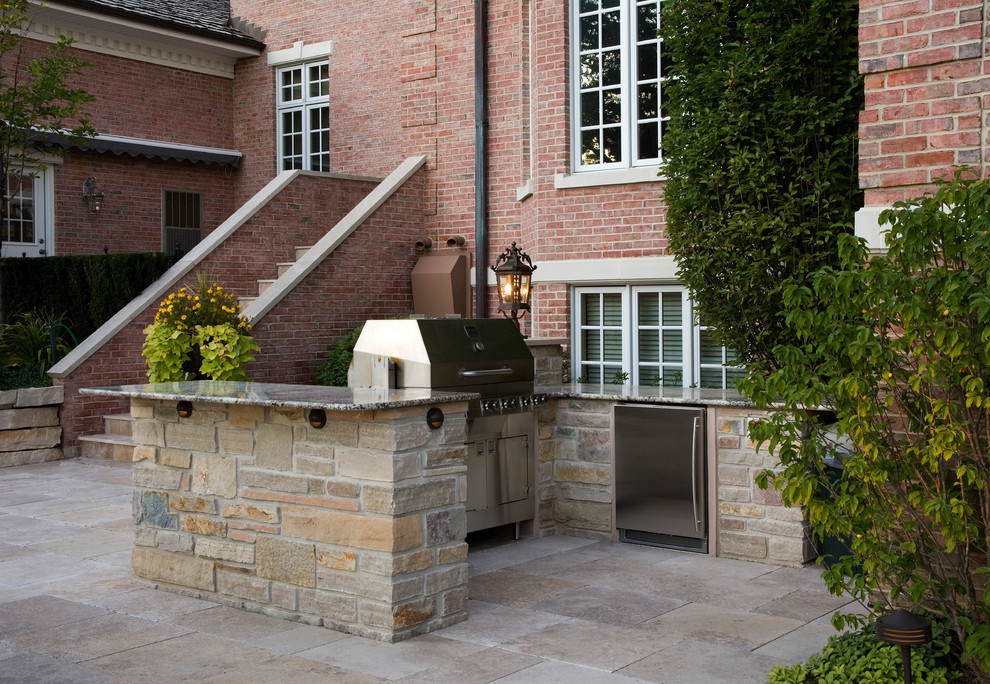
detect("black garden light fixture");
top-left (491, 241), bottom-right (536, 328)
top-left (876, 609), bottom-right (933, 684)
top-left (308, 409), bottom-right (327, 429)
top-left (176, 400), bottom-right (193, 418)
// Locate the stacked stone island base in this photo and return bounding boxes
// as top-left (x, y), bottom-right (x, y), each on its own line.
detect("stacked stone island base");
top-left (87, 382), bottom-right (473, 643)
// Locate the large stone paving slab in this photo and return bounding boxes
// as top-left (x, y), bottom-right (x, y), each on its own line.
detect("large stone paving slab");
top-left (0, 652), bottom-right (117, 684)
top-left (88, 587), bottom-right (218, 622)
top-left (296, 633), bottom-right (487, 680)
top-left (197, 655), bottom-right (387, 684)
top-left (395, 645), bottom-right (544, 683)
top-left (467, 569), bottom-right (585, 608)
top-left (617, 638), bottom-right (785, 684)
top-left (637, 602), bottom-right (805, 649)
top-left (0, 595), bottom-right (106, 639)
top-left (435, 599), bottom-right (570, 647)
top-left (528, 584), bottom-right (686, 627)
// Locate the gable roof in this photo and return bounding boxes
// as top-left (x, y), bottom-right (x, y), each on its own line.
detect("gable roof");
top-left (46, 0), bottom-right (265, 50)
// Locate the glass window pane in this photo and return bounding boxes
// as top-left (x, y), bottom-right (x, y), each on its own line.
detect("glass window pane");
top-left (700, 329), bottom-right (723, 364)
top-left (601, 49), bottom-right (620, 86)
top-left (602, 126), bottom-right (621, 163)
top-left (580, 0), bottom-right (598, 12)
top-left (602, 293), bottom-right (623, 325)
top-left (639, 366), bottom-right (661, 386)
top-left (580, 15), bottom-right (599, 51)
top-left (638, 123), bottom-right (659, 160)
top-left (582, 293), bottom-right (601, 325)
top-left (662, 368), bottom-right (683, 387)
top-left (603, 330), bottom-right (623, 361)
top-left (662, 329), bottom-right (682, 363)
top-left (581, 91), bottom-right (600, 127)
top-left (583, 329), bottom-right (602, 361)
top-left (638, 329), bottom-right (659, 361)
top-left (601, 9), bottom-right (620, 46)
top-left (603, 89), bottom-right (621, 124)
top-left (661, 292), bottom-right (682, 325)
top-left (580, 54), bottom-right (600, 88)
top-left (584, 364), bottom-right (602, 383)
top-left (700, 367), bottom-right (722, 388)
top-left (603, 0), bottom-right (620, 7)
top-left (638, 83), bottom-right (657, 120)
top-left (638, 43), bottom-right (657, 81)
top-left (637, 2), bottom-right (658, 41)
top-left (582, 130), bottom-right (601, 165)
top-left (638, 292), bottom-right (659, 326)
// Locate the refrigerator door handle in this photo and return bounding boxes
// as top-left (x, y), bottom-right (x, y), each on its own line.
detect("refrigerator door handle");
top-left (691, 416), bottom-right (700, 531)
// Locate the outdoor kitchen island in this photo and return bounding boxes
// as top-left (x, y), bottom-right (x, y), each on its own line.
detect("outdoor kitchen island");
top-left (81, 381), bottom-right (479, 643)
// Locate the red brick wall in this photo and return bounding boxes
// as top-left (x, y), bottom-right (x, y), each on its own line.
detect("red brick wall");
top-left (858, 0), bottom-right (988, 205)
top-left (54, 151), bottom-right (237, 256)
top-left (57, 171), bottom-right (420, 446)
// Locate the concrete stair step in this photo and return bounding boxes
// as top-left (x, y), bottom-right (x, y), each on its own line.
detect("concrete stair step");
top-left (276, 262), bottom-right (295, 276)
top-left (258, 279), bottom-right (277, 295)
top-left (104, 413), bottom-right (133, 437)
top-left (294, 246), bottom-right (311, 260)
top-left (78, 433), bottom-right (135, 462)
top-left (239, 296), bottom-right (257, 308)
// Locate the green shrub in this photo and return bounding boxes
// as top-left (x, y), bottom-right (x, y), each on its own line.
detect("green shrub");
top-left (744, 173), bottom-right (990, 679)
top-left (0, 310), bottom-right (72, 379)
top-left (660, 0), bottom-right (862, 372)
top-left (0, 364), bottom-right (50, 390)
top-left (767, 625), bottom-right (955, 684)
top-left (315, 325), bottom-right (364, 387)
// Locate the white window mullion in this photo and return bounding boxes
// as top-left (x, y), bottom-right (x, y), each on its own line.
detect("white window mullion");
top-left (276, 61), bottom-right (329, 173)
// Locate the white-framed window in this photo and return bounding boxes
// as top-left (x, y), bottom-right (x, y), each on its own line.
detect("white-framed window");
top-left (162, 190), bottom-right (202, 258)
top-left (571, 0), bottom-right (666, 171)
top-left (276, 60), bottom-right (330, 172)
top-left (572, 285), bottom-right (745, 389)
top-left (2, 168), bottom-right (54, 258)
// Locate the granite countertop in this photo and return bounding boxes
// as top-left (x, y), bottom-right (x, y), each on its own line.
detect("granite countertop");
top-left (81, 381), bottom-right (476, 411)
top-left (536, 383), bottom-right (753, 408)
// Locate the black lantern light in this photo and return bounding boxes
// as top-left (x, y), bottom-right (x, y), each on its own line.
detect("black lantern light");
top-left (876, 609), bottom-right (933, 684)
top-left (491, 242), bottom-right (536, 327)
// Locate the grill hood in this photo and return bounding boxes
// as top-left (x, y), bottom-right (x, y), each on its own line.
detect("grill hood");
top-left (349, 319), bottom-right (534, 393)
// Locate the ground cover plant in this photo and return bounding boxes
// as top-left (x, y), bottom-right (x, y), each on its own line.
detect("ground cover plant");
top-left (743, 174), bottom-right (990, 681)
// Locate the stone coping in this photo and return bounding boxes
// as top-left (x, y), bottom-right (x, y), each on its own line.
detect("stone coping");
top-left (537, 382), bottom-right (752, 407)
top-left (81, 380), bottom-right (476, 411)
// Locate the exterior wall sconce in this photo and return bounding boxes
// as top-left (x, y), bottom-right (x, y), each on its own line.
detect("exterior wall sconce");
top-left (176, 401), bottom-right (193, 418)
top-left (308, 409), bottom-right (327, 429)
top-left (876, 609), bottom-right (932, 684)
top-left (492, 241), bottom-right (536, 329)
top-left (82, 177), bottom-right (104, 213)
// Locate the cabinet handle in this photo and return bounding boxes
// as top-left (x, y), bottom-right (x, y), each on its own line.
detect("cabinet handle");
top-left (691, 416), bottom-right (700, 531)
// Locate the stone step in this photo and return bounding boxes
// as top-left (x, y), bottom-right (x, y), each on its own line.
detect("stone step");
top-left (276, 262), bottom-right (295, 277)
top-left (295, 246), bottom-right (311, 260)
top-left (258, 279), bottom-right (277, 295)
top-left (104, 413), bottom-right (133, 438)
top-left (78, 433), bottom-right (135, 462)
top-left (238, 296), bottom-right (257, 308)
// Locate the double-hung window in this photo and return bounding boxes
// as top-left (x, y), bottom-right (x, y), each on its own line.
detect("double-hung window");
top-left (574, 286), bottom-right (745, 389)
top-left (276, 61), bottom-right (330, 172)
top-left (571, 0), bottom-right (666, 170)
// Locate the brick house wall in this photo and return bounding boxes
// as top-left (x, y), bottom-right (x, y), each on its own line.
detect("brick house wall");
top-left (857, 0), bottom-right (989, 234)
top-left (56, 170), bottom-right (424, 446)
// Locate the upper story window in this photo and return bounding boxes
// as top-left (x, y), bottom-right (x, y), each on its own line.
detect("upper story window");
top-left (2, 169), bottom-right (53, 258)
top-left (276, 61), bottom-right (330, 172)
top-left (571, 0), bottom-right (666, 171)
top-left (573, 285), bottom-right (745, 389)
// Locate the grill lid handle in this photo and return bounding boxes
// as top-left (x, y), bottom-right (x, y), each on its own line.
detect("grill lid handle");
top-left (459, 367), bottom-right (514, 377)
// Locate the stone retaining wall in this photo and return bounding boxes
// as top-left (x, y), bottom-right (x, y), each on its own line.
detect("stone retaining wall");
top-left (0, 386), bottom-right (63, 468)
top-left (128, 397), bottom-right (470, 642)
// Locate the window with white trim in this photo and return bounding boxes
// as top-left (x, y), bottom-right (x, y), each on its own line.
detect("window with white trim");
top-left (162, 190), bottom-right (202, 258)
top-left (2, 168), bottom-right (54, 258)
top-left (276, 60), bottom-right (330, 172)
top-left (571, 0), bottom-right (666, 171)
top-left (573, 286), bottom-right (745, 389)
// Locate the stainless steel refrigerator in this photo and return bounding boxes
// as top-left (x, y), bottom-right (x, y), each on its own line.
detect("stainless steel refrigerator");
top-left (613, 404), bottom-right (707, 552)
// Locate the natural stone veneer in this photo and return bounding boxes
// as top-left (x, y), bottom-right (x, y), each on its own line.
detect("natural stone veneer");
top-left (128, 396), bottom-right (471, 642)
top-left (0, 386), bottom-right (63, 467)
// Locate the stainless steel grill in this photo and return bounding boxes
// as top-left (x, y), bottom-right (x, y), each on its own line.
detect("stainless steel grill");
top-left (350, 318), bottom-right (542, 533)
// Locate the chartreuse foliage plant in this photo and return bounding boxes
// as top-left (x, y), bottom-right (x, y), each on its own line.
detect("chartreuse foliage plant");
top-left (743, 173), bottom-right (990, 680)
top-left (767, 626), bottom-right (954, 684)
top-left (660, 0), bottom-right (862, 372)
top-left (142, 279), bottom-right (258, 382)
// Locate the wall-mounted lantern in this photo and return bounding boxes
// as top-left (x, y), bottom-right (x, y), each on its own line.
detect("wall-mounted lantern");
top-left (491, 241), bottom-right (536, 328)
top-left (82, 177), bottom-right (104, 213)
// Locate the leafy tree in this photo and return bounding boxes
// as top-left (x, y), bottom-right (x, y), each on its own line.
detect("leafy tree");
top-left (0, 0), bottom-right (94, 318)
top-left (744, 174), bottom-right (990, 680)
top-left (660, 0), bottom-right (862, 371)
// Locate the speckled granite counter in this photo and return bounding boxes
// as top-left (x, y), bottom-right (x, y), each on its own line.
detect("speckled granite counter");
top-left (82, 380), bottom-right (476, 411)
top-left (82, 381), bottom-right (473, 642)
top-left (536, 382), bottom-right (752, 408)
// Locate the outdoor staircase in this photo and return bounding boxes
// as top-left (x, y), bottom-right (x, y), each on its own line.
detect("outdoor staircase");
top-left (238, 245), bottom-right (311, 309)
top-left (78, 414), bottom-right (135, 461)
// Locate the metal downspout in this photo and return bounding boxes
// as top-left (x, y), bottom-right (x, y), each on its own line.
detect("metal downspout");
top-left (474, 0), bottom-right (489, 317)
